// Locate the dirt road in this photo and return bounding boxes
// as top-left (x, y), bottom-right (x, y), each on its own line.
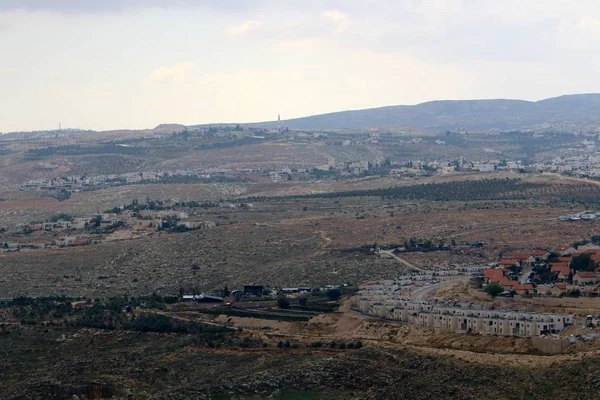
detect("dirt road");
top-left (379, 250), bottom-right (426, 272)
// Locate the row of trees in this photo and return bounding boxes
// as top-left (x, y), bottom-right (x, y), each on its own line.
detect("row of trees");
top-left (247, 178), bottom-right (542, 202)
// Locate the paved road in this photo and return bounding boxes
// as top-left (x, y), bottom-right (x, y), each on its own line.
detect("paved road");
top-left (379, 250), bottom-right (426, 272)
top-left (411, 277), bottom-right (471, 301)
top-left (519, 265), bottom-right (533, 284)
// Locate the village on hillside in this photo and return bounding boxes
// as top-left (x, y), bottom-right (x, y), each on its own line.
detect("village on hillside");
top-left (0, 200), bottom-right (216, 252)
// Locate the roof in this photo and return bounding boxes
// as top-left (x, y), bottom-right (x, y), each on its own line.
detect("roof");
top-left (575, 271), bottom-right (598, 278)
top-left (558, 257), bottom-right (572, 262)
top-left (513, 254), bottom-right (532, 260)
top-left (551, 262), bottom-right (571, 273)
top-left (555, 283), bottom-right (568, 290)
top-left (584, 249), bottom-right (600, 254)
top-left (582, 289), bottom-right (600, 294)
top-left (514, 284), bottom-right (534, 291)
top-left (484, 268), bottom-right (504, 282)
top-left (499, 259), bottom-right (518, 265)
top-left (557, 245), bottom-right (575, 251)
top-left (498, 278), bottom-right (518, 288)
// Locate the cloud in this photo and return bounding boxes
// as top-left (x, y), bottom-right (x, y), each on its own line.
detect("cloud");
top-left (146, 62), bottom-right (197, 84)
top-left (322, 9), bottom-right (351, 33)
top-left (0, 0), bottom-right (258, 13)
top-left (579, 14), bottom-right (600, 29)
top-left (222, 19), bottom-right (262, 37)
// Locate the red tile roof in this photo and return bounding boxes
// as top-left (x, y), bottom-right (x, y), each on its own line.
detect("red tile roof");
top-left (499, 259), bottom-right (518, 265)
top-left (584, 249), bottom-right (600, 254)
top-left (556, 283), bottom-right (568, 290)
top-left (558, 245), bottom-right (574, 251)
top-left (575, 271), bottom-right (598, 278)
top-left (498, 278), bottom-right (517, 288)
top-left (484, 268), bottom-right (504, 282)
top-left (513, 254), bottom-right (531, 260)
top-left (551, 263), bottom-right (571, 276)
top-left (514, 284), bottom-right (533, 291)
top-left (558, 257), bottom-right (572, 262)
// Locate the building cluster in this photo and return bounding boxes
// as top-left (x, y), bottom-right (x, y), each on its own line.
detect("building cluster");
top-left (20, 169), bottom-right (221, 192)
top-left (350, 281), bottom-right (574, 337)
top-left (0, 210), bottom-right (215, 252)
top-left (558, 212), bottom-right (600, 222)
top-left (484, 245), bottom-right (600, 297)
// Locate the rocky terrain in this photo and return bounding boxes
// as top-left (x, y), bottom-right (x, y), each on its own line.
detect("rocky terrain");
top-left (3, 322), bottom-right (600, 400)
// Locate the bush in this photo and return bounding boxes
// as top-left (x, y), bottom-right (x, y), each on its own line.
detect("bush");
top-left (326, 289), bottom-right (341, 300)
top-left (277, 298), bottom-right (290, 309)
top-left (486, 282), bottom-right (504, 297)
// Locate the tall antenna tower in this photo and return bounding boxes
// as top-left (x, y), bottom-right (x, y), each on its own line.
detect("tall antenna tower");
top-left (278, 114), bottom-right (282, 132)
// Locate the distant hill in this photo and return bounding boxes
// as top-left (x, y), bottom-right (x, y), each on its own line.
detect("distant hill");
top-left (202, 93), bottom-right (600, 132)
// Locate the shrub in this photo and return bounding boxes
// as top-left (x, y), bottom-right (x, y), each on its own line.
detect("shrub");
top-left (277, 298), bottom-right (290, 309)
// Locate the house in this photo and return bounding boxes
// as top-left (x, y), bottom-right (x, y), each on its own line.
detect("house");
top-left (581, 289), bottom-right (600, 297)
top-left (531, 250), bottom-right (551, 261)
top-left (71, 217), bottom-right (90, 230)
top-left (498, 259), bottom-right (520, 268)
top-left (557, 246), bottom-right (577, 256)
top-left (243, 285), bottom-right (265, 296)
top-left (580, 244), bottom-right (600, 253)
top-left (535, 284), bottom-right (553, 296)
top-left (498, 278), bottom-right (518, 290)
top-left (551, 283), bottom-right (569, 296)
top-left (573, 271), bottom-right (600, 285)
top-left (551, 263), bottom-right (572, 281)
top-left (513, 254), bottom-right (536, 264)
top-left (513, 283), bottom-right (534, 295)
top-left (484, 268), bottom-right (504, 283)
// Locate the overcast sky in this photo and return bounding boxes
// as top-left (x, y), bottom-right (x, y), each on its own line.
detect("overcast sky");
top-left (1, 0), bottom-right (600, 132)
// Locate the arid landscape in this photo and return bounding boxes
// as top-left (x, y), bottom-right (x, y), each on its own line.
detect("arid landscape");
top-left (4, 119), bottom-right (600, 399)
top-left (5, 2), bottom-right (600, 397)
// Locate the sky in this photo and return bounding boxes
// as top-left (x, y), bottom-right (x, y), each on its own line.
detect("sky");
top-left (1, 0), bottom-right (600, 132)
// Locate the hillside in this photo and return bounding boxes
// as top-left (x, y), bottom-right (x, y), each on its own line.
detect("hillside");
top-left (216, 93), bottom-right (600, 132)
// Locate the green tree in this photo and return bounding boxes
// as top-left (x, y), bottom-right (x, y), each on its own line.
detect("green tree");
top-left (486, 282), bottom-right (504, 298)
top-left (298, 297), bottom-right (308, 307)
top-left (571, 253), bottom-right (595, 271)
top-left (277, 297), bottom-right (290, 309)
top-left (326, 288), bottom-right (341, 300)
